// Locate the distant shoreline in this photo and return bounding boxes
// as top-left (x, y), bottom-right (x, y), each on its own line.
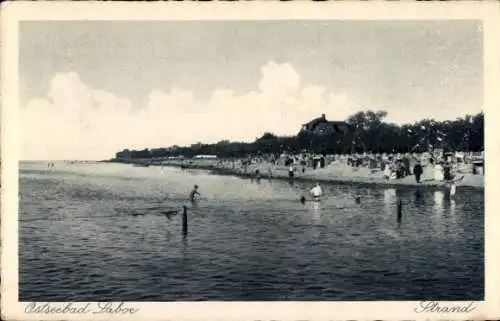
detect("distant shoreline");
top-left (106, 159), bottom-right (484, 191)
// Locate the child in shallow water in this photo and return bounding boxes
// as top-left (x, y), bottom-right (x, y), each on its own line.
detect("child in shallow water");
top-left (190, 185), bottom-right (200, 201)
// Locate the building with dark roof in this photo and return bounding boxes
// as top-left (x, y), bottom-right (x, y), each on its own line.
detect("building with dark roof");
top-left (300, 114), bottom-right (351, 135)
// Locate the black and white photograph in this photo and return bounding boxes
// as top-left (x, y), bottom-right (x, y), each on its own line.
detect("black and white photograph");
top-left (1, 1), bottom-right (500, 320)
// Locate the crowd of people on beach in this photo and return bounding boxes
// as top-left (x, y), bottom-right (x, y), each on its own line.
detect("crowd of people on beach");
top-left (180, 150), bottom-right (484, 204)
top-left (164, 148), bottom-right (484, 192)
top-left (346, 151), bottom-right (483, 184)
top-left (226, 150), bottom-right (483, 185)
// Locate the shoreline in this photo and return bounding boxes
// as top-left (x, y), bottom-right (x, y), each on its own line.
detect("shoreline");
top-left (107, 159), bottom-right (484, 191)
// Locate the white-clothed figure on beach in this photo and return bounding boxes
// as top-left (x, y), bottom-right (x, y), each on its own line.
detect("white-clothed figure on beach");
top-left (434, 163), bottom-right (444, 181)
top-left (310, 183), bottom-right (323, 199)
top-left (383, 164), bottom-right (391, 179)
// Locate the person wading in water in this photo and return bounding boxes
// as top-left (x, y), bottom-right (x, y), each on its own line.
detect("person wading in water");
top-left (288, 164), bottom-right (295, 180)
top-left (190, 185), bottom-right (200, 202)
top-left (310, 183), bottom-right (323, 201)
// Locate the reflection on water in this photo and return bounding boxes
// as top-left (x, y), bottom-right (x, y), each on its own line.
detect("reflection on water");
top-left (311, 202), bottom-right (321, 228)
top-left (384, 188), bottom-right (397, 200)
top-left (432, 191), bottom-right (445, 237)
top-left (19, 162), bottom-right (484, 301)
top-left (383, 188), bottom-right (397, 217)
top-left (448, 199), bottom-right (460, 236)
top-left (430, 190), bottom-right (465, 239)
top-left (434, 190), bottom-right (445, 210)
top-left (312, 201), bottom-right (320, 213)
top-left (450, 199), bottom-right (456, 216)
top-left (300, 200), bottom-right (322, 223)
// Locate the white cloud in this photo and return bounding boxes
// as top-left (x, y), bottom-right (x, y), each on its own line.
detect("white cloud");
top-left (21, 61), bottom-right (360, 160)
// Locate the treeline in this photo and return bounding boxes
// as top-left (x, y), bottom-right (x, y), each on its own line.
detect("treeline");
top-left (114, 110), bottom-right (484, 159)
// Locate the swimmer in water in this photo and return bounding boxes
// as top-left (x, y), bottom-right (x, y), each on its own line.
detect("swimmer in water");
top-left (190, 184), bottom-right (200, 202)
top-left (310, 183), bottom-right (323, 201)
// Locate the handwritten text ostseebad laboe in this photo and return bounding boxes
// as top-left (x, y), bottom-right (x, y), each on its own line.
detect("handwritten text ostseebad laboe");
top-left (25, 302), bottom-right (138, 314)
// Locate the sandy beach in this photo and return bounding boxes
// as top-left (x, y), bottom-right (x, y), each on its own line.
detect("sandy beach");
top-left (122, 158), bottom-right (484, 190)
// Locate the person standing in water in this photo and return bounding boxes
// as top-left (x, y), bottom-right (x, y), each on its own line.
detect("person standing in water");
top-left (190, 185), bottom-right (200, 201)
top-left (310, 183), bottom-right (323, 201)
top-left (288, 164), bottom-right (295, 180)
top-left (449, 182), bottom-right (457, 198)
top-left (413, 160), bottom-right (423, 183)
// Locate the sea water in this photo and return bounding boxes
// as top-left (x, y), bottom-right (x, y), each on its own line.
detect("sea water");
top-left (19, 162), bottom-right (484, 301)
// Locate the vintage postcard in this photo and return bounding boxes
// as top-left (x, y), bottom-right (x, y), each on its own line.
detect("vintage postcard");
top-left (1, 1), bottom-right (500, 320)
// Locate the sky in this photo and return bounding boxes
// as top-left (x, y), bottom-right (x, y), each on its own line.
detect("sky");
top-left (19, 20), bottom-right (483, 160)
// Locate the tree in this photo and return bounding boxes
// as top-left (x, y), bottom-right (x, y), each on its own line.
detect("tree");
top-left (258, 132), bottom-right (278, 141)
top-left (115, 110), bottom-right (484, 159)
